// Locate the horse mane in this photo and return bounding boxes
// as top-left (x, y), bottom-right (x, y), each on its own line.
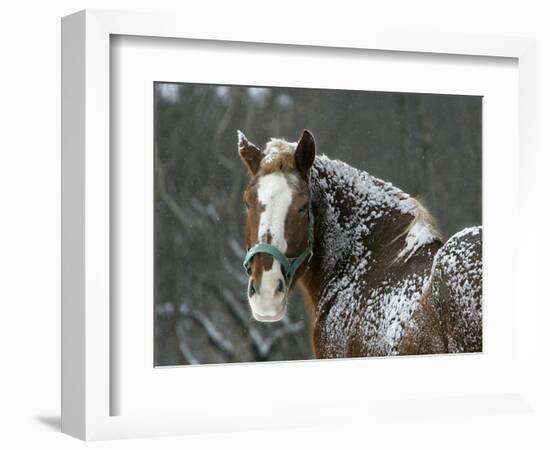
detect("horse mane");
top-left (395, 200), bottom-right (441, 261)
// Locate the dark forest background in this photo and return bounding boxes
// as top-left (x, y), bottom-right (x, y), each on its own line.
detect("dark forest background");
top-left (154, 83), bottom-right (482, 366)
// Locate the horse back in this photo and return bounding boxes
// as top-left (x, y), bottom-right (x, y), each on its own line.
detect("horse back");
top-left (400, 226), bottom-right (483, 354)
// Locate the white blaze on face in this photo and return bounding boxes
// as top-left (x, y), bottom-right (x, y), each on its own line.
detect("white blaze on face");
top-left (248, 172), bottom-right (293, 322)
top-left (257, 173), bottom-right (293, 252)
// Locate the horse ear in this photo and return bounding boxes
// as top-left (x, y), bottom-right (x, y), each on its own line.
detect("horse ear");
top-left (295, 130), bottom-right (316, 177)
top-left (237, 130), bottom-right (262, 176)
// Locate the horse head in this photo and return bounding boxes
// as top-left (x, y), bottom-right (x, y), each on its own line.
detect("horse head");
top-left (238, 130), bottom-right (316, 322)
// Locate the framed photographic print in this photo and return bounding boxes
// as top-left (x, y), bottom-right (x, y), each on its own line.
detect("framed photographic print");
top-left (61, 9), bottom-right (538, 441)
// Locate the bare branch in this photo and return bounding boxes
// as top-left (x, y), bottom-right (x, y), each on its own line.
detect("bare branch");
top-left (261, 321), bottom-right (305, 356)
top-left (249, 320), bottom-right (305, 359)
top-left (157, 162), bottom-right (197, 229)
top-left (175, 320), bottom-right (201, 365)
top-left (221, 289), bottom-right (249, 324)
top-left (179, 304), bottom-right (236, 358)
top-left (221, 255), bottom-right (248, 285)
top-left (228, 237), bottom-right (245, 260)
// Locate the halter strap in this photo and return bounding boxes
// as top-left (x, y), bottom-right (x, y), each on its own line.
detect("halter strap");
top-left (242, 202), bottom-right (314, 287)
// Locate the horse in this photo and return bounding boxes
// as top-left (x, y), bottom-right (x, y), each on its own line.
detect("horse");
top-left (238, 129), bottom-right (482, 357)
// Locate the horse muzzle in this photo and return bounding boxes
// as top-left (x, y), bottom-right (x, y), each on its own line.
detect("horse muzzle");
top-left (251, 304), bottom-right (287, 322)
top-left (247, 271), bottom-right (288, 322)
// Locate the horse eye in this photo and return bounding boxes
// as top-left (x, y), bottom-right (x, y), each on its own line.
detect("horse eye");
top-left (298, 205), bottom-right (307, 214)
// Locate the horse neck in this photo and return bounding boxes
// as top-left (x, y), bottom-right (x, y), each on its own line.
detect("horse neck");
top-left (298, 155), bottom-right (440, 308)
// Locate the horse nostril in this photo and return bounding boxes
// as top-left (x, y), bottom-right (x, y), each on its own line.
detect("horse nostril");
top-left (277, 279), bottom-right (284, 294)
top-left (249, 279), bottom-right (257, 297)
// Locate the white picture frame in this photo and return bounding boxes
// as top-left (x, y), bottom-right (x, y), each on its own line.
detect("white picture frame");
top-left (61, 9), bottom-right (537, 441)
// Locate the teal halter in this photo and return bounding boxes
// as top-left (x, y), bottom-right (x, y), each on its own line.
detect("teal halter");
top-left (243, 202), bottom-right (314, 287)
